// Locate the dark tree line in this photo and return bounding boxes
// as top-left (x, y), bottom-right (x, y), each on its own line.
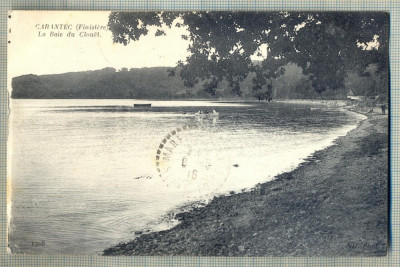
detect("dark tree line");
top-left (108, 11), bottom-right (389, 99)
top-left (13, 12), bottom-right (389, 100)
top-left (12, 67), bottom-right (201, 99)
top-left (12, 63), bottom-right (385, 99)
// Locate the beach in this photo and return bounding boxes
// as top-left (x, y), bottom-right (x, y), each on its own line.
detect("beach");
top-left (103, 107), bottom-right (388, 256)
top-left (10, 99), bottom-right (368, 254)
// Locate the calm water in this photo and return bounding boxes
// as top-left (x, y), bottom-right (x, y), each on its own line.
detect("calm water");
top-left (8, 99), bottom-right (365, 255)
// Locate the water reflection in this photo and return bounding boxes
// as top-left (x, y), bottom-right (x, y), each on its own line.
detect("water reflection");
top-left (9, 99), bottom-right (364, 254)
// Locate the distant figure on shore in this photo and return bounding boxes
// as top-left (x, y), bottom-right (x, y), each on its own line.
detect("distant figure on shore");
top-left (380, 104), bottom-right (386, 115)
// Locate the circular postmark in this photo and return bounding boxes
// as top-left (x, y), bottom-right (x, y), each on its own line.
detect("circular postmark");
top-left (155, 123), bottom-right (231, 194)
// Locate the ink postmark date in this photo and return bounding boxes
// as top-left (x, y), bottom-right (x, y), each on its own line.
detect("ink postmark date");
top-left (155, 123), bottom-right (231, 193)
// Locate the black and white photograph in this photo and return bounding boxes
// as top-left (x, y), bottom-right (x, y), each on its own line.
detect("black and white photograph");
top-left (7, 11), bottom-right (389, 256)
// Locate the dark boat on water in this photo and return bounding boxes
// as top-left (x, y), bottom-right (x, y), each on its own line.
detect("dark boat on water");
top-left (134, 103), bottom-right (151, 107)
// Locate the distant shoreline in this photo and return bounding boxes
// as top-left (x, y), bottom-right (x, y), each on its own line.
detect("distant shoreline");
top-left (103, 108), bottom-right (388, 256)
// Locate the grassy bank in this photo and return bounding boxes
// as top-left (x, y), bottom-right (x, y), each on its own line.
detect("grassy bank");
top-left (104, 112), bottom-right (388, 256)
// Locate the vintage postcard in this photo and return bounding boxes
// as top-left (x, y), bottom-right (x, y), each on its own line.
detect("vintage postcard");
top-left (7, 11), bottom-right (389, 256)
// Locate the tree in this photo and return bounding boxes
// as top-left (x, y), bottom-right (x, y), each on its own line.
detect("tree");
top-left (108, 11), bottom-right (389, 97)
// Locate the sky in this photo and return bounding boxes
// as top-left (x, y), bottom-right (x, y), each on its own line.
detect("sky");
top-left (8, 11), bottom-right (191, 80)
top-left (7, 11), bottom-right (381, 88)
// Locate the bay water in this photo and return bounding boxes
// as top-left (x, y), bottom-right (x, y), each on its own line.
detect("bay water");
top-left (8, 99), bottom-right (365, 254)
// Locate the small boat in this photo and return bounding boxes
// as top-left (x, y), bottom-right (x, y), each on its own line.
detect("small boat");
top-left (134, 103), bottom-right (151, 107)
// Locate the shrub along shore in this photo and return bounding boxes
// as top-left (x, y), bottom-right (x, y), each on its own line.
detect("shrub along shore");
top-left (104, 110), bottom-right (388, 256)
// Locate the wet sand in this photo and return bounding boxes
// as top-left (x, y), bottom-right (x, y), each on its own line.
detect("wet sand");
top-left (104, 111), bottom-right (388, 256)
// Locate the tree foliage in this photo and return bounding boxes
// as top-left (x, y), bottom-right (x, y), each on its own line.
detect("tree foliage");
top-left (108, 11), bottom-right (389, 97)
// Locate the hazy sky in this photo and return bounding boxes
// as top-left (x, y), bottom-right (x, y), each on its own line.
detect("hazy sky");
top-left (8, 11), bottom-right (191, 79)
top-left (8, 11), bottom-right (380, 87)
